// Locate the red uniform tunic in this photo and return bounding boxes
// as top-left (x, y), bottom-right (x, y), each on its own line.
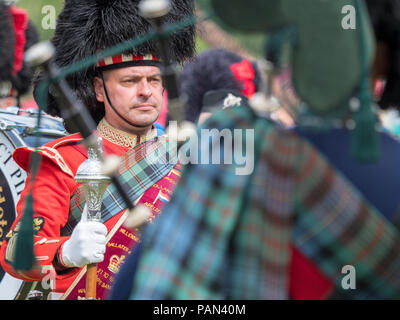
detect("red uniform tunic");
top-left (0, 120), bottom-right (179, 296)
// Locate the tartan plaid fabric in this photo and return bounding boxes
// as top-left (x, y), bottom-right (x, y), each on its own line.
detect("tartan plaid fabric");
top-left (61, 136), bottom-right (177, 236)
top-left (129, 103), bottom-right (400, 299)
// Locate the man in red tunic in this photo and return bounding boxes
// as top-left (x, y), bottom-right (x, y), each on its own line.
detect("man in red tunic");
top-left (0, 0), bottom-right (195, 299)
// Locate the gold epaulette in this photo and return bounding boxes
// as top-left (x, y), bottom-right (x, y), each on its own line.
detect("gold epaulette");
top-left (12, 133), bottom-right (83, 177)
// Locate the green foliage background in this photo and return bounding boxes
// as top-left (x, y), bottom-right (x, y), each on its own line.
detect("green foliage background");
top-left (196, 0), bottom-right (265, 57)
top-left (17, 0), bottom-right (264, 56)
top-left (18, 0), bottom-right (63, 40)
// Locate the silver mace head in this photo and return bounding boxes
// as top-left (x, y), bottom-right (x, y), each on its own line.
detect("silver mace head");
top-left (75, 137), bottom-right (111, 222)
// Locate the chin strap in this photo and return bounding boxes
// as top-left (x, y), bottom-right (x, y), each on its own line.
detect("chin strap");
top-left (100, 72), bottom-right (149, 129)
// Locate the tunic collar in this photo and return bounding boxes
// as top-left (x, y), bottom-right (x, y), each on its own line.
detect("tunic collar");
top-left (97, 118), bottom-right (157, 148)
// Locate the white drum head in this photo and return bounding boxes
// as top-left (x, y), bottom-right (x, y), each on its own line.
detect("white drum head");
top-left (0, 110), bottom-right (66, 299)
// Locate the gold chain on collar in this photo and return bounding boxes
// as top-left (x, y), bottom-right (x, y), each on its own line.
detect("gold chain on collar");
top-left (97, 118), bottom-right (157, 148)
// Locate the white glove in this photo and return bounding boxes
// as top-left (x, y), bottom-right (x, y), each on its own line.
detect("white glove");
top-left (61, 206), bottom-right (108, 268)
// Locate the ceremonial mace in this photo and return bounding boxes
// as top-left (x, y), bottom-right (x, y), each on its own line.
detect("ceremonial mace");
top-left (74, 138), bottom-right (110, 300)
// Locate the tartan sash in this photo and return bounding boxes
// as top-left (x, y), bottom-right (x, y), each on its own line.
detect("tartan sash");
top-left (61, 136), bottom-right (177, 236)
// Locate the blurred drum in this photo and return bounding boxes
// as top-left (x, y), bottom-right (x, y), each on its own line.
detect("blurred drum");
top-left (0, 108), bottom-right (66, 299)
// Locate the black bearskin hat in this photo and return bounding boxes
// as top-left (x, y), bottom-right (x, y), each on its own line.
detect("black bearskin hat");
top-left (36, 0), bottom-right (196, 131)
top-left (0, 2), bottom-right (15, 95)
top-left (365, 0), bottom-right (400, 110)
top-left (0, 3), bottom-right (39, 99)
top-left (179, 48), bottom-right (263, 123)
top-left (12, 19), bottom-right (39, 96)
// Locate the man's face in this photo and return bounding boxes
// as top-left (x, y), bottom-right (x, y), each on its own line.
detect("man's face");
top-left (94, 65), bottom-right (163, 134)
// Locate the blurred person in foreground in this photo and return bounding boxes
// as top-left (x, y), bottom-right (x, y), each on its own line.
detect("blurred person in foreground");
top-left (112, 0), bottom-right (400, 300)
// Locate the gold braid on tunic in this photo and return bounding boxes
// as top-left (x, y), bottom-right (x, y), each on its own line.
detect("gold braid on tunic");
top-left (96, 118), bottom-right (157, 149)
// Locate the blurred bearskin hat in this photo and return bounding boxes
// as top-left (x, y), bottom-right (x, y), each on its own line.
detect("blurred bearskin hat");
top-left (0, 2), bottom-right (38, 101)
top-left (365, 0), bottom-right (400, 110)
top-left (13, 19), bottom-right (39, 96)
top-left (179, 48), bottom-right (263, 123)
top-left (0, 2), bottom-right (15, 97)
top-left (35, 0), bottom-right (196, 130)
